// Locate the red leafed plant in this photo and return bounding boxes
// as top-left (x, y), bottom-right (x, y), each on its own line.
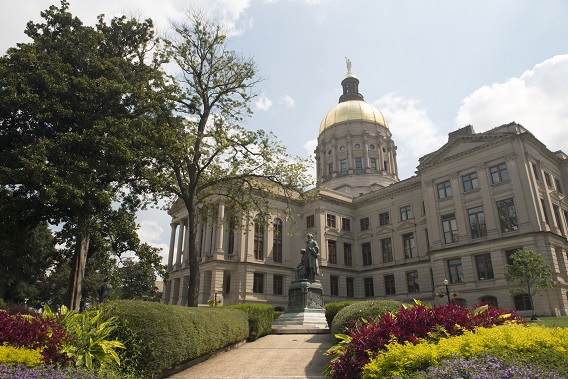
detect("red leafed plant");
top-left (0, 310), bottom-right (71, 365)
top-left (324, 302), bottom-right (522, 379)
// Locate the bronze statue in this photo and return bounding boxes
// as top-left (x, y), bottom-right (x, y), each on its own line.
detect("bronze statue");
top-left (296, 234), bottom-right (319, 280)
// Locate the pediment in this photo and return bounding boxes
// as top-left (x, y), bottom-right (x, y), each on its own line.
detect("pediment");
top-left (375, 226), bottom-right (394, 236)
top-left (420, 134), bottom-right (509, 168)
top-left (340, 231), bottom-right (354, 240)
top-left (396, 221), bottom-right (416, 232)
top-left (419, 217), bottom-right (427, 225)
top-left (357, 231), bottom-right (374, 239)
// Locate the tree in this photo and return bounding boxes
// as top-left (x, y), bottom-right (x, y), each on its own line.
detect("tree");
top-left (0, 2), bottom-right (162, 309)
top-left (503, 249), bottom-right (552, 319)
top-left (143, 12), bottom-right (315, 306)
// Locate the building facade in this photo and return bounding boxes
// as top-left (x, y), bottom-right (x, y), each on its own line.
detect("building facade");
top-left (163, 67), bottom-right (568, 316)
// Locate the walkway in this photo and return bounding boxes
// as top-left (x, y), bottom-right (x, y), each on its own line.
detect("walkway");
top-left (165, 333), bottom-right (335, 379)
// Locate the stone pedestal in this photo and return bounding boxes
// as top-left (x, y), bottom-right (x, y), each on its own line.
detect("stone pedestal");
top-left (271, 280), bottom-right (329, 334)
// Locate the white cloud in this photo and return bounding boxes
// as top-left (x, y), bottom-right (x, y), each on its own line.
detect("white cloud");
top-left (280, 95), bottom-right (295, 108)
top-left (455, 54), bottom-right (568, 153)
top-left (138, 220), bottom-right (164, 242)
top-left (373, 94), bottom-right (446, 179)
top-left (255, 94), bottom-right (273, 111)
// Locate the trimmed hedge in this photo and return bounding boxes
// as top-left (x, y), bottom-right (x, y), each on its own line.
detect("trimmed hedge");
top-left (324, 301), bottom-right (360, 327)
top-left (224, 303), bottom-right (274, 341)
top-left (100, 300), bottom-right (248, 378)
top-left (330, 299), bottom-right (402, 335)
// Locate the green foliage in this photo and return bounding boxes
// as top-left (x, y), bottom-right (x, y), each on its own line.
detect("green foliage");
top-left (504, 249), bottom-right (553, 316)
top-left (99, 300), bottom-right (248, 378)
top-left (331, 300), bottom-right (402, 335)
top-left (43, 304), bottom-right (124, 369)
top-left (361, 323), bottom-right (568, 378)
top-left (324, 301), bottom-right (360, 327)
top-left (225, 303), bottom-right (275, 341)
top-left (0, 344), bottom-right (43, 367)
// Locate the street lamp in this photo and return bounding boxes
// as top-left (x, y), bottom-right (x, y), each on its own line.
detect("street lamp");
top-left (444, 279), bottom-right (450, 304)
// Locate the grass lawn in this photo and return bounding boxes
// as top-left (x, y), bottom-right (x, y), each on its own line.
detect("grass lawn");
top-left (530, 316), bottom-right (568, 328)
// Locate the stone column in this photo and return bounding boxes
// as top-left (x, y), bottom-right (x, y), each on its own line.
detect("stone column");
top-left (168, 222), bottom-right (177, 269)
top-left (176, 219), bottom-right (185, 266)
top-left (215, 201), bottom-right (225, 258)
top-left (183, 217), bottom-right (190, 267)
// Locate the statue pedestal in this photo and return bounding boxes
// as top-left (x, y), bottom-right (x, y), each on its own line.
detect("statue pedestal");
top-left (271, 279), bottom-right (329, 334)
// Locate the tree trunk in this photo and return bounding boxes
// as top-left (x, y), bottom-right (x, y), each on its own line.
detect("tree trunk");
top-left (66, 229), bottom-right (90, 311)
top-left (186, 201), bottom-right (200, 307)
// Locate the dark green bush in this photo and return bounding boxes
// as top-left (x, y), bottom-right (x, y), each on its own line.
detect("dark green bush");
top-left (324, 301), bottom-right (360, 327)
top-left (330, 299), bottom-right (402, 335)
top-left (100, 300), bottom-right (248, 378)
top-left (224, 303), bottom-right (274, 341)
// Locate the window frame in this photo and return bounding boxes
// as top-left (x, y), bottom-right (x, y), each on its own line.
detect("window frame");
top-left (330, 275), bottom-right (339, 296)
top-left (441, 213), bottom-right (458, 244)
top-left (475, 253), bottom-right (494, 280)
top-left (326, 214), bottom-right (337, 228)
top-left (360, 217), bottom-right (370, 231)
top-left (489, 162), bottom-right (509, 184)
top-left (468, 205), bottom-right (487, 239)
top-left (306, 214), bottom-right (315, 228)
top-left (272, 218), bottom-right (283, 263)
top-left (346, 277), bottom-right (355, 297)
top-left (381, 237), bottom-right (393, 263)
top-left (340, 159), bottom-right (347, 172)
top-left (461, 171), bottom-right (479, 192)
top-left (327, 239), bottom-right (337, 264)
top-left (253, 216), bottom-right (265, 260)
top-left (253, 272), bottom-right (264, 293)
top-left (447, 258), bottom-right (464, 284)
top-left (273, 274), bottom-right (283, 295)
top-left (343, 243), bottom-right (353, 266)
top-left (406, 271), bottom-right (420, 293)
top-left (379, 211), bottom-right (390, 226)
top-left (362, 242), bottom-right (373, 266)
top-left (364, 277), bottom-right (375, 297)
top-left (437, 180), bottom-right (453, 199)
top-left (496, 198), bottom-right (519, 233)
top-left (400, 205), bottom-right (413, 221)
top-left (403, 233), bottom-right (417, 259)
top-left (384, 274), bottom-right (396, 296)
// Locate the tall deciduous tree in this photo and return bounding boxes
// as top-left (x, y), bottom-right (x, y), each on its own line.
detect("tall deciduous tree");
top-left (504, 249), bottom-right (552, 319)
top-left (145, 12), bottom-right (315, 306)
top-left (0, 1), bottom-right (162, 309)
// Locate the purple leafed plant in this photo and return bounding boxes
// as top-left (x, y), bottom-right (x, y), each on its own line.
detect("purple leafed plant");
top-left (0, 364), bottom-right (99, 379)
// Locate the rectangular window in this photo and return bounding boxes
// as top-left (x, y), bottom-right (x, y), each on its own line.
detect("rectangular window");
top-left (328, 240), bottom-right (337, 264)
top-left (475, 254), bottom-right (494, 280)
top-left (381, 238), bottom-right (393, 263)
top-left (544, 172), bottom-right (553, 187)
top-left (490, 163), bottom-right (509, 184)
top-left (344, 243), bottom-right (353, 266)
top-left (254, 220), bottom-right (264, 260)
top-left (448, 258), bottom-right (464, 284)
top-left (400, 205), bottom-right (413, 221)
top-left (379, 211), bottom-right (390, 226)
top-left (442, 213), bottom-right (458, 243)
top-left (364, 277), bottom-right (374, 297)
top-left (496, 198), bottom-right (519, 232)
top-left (273, 219), bottom-right (283, 263)
top-left (514, 294), bottom-right (533, 311)
top-left (253, 273), bottom-right (264, 293)
top-left (355, 157), bottom-right (363, 170)
top-left (326, 214), bottom-right (336, 228)
top-left (555, 178), bottom-right (563, 194)
top-left (403, 233), bottom-right (417, 259)
top-left (342, 217), bottom-right (351, 231)
top-left (360, 217), bottom-right (370, 231)
top-left (273, 275), bottom-right (283, 295)
top-left (541, 198), bottom-right (550, 224)
top-left (468, 206), bottom-right (487, 238)
top-left (370, 158), bottom-right (377, 170)
top-left (330, 275), bottom-right (339, 296)
top-left (227, 218), bottom-right (236, 254)
top-left (362, 242), bottom-right (373, 266)
top-left (553, 205), bottom-right (564, 235)
top-left (340, 159), bottom-right (347, 172)
top-left (346, 277), bottom-right (355, 297)
top-left (306, 214), bottom-right (315, 228)
top-left (384, 274), bottom-right (396, 295)
top-left (462, 172), bottom-right (479, 192)
top-left (437, 180), bottom-right (453, 199)
top-left (406, 271), bottom-right (420, 293)
top-left (505, 248), bottom-right (522, 265)
top-left (328, 163), bottom-right (333, 175)
top-left (532, 163), bottom-right (540, 180)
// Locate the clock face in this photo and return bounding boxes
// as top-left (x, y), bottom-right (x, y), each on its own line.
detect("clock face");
top-left (340, 146), bottom-right (346, 151)
top-left (369, 144), bottom-right (375, 150)
top-left (354, 143), bottom-right (361, 150)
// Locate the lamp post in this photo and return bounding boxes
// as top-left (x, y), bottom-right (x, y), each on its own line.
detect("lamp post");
top-left (444, 279), bottom-right (451, 304)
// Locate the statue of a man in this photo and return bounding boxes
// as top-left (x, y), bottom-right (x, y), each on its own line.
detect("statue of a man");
top-left (345, 57), bottom-right (352, 73)
top-left (304, 234), bottom-right (320, 280)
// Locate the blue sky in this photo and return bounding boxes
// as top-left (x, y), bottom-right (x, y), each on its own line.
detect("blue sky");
top-left (4, 0), bottom-right (568, 264)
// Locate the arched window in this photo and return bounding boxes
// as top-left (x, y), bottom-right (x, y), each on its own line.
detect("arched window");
top-left (273, 218), bottom-right (283, 263)
top-left (227, 216), bottom-right (237, 254)
top-left (479, 296), bottom-right (498, 307)
top-left (254, 215), bottom-right (264, 260)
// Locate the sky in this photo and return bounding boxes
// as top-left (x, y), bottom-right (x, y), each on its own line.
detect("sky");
top-left (3, 0), bottom-right (568, 265)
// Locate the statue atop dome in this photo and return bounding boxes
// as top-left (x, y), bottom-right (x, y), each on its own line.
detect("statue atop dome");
top-left (345, 57), bottom-right (352, 74)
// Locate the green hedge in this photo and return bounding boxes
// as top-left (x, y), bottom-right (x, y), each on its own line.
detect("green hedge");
top-left (324, 301), bottom-right (360, 327)
top-left (331, 300), bottom-right (402, 335)
top-left (100, 300), bottom-right (248, 378)
top-left (224, 303), bottom-right (274, 341)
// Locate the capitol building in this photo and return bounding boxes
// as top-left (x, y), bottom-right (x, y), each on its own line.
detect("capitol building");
top-left (163, 66), bottom-right (568, 317)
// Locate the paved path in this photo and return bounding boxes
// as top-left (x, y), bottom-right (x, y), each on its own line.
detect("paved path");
top-left (165, 334), bottom-right (335, 379)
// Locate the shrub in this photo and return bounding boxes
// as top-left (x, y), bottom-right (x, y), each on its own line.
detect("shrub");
top-left (325, 303), bottom-right (521, 379)
top-left (225, 303), bottom-right (274, 341)
top-left (362, 323), bottom-right (568, 378)
top-left (0, 344), bottom-right (43, 367)
top-left (100, 300), bottom-right (248, 378)
top-left (324, 301), bottom-right (359, 327)
top-left (403, 355), bottom-right (564, 379)
top-left (330, 300), bottom-right (402, 335)
top-left (0, 310), bottom-right (70, 364)
top-left (0, 364), bottom-right (103, 379)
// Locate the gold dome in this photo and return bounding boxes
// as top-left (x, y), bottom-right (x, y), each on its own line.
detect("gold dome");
top-left (319, 100), bottom-right (388, 134)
